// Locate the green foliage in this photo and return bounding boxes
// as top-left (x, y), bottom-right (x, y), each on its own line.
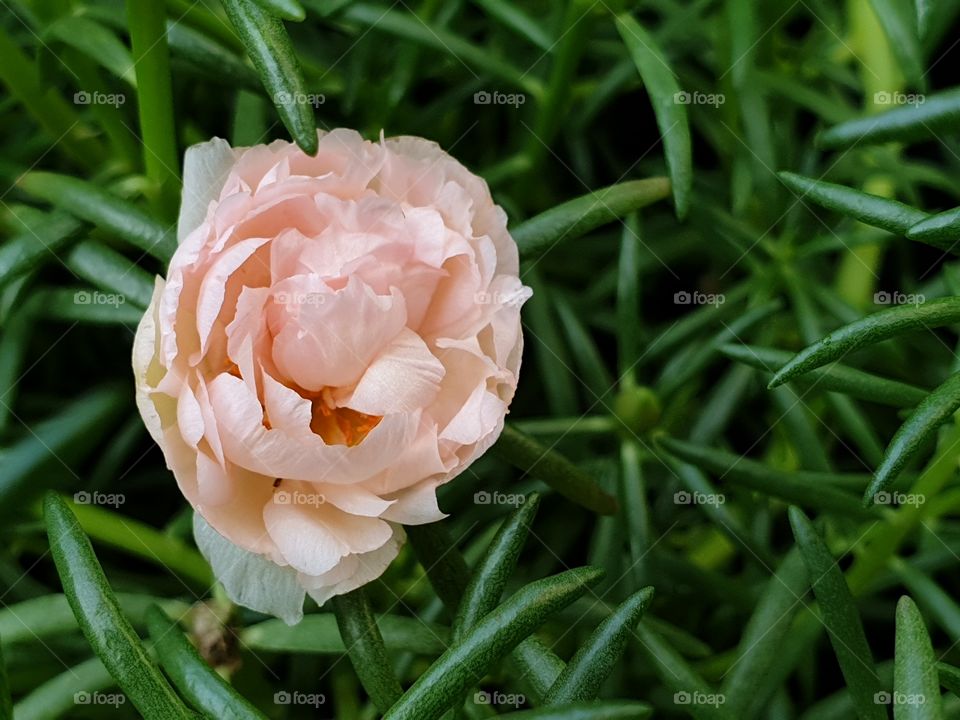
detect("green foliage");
top-left (3, 0), bottom-right (960, 718)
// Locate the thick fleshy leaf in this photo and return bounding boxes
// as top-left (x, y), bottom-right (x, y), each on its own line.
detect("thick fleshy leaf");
top-left (769, 297), bottom-right (960, 388)
top-left (894, 596), bottom-right (943, 719)
top-left (512, 179), bottom-right (671, 259)
top-left (147, 606), bottom-right (266, 720)
top-left (906, 207), bottom-right (960, 249)
top-left (865, 371), bottom-right (960, 505)
top-left (43, 493), bottom-right (195, 720)
top-left (331, 588), bottom-right (403, 713)
top-left (615, 14), bottom-right (692, 218)
top-left (382, 567), bottom-right (605, 720)
top-left (788, 507), bottom-right (885, 720)
top-left (499, 702), bottom-right (653, 719)
top-left (545, 587), bottom-right (654, 704)
top-left (454, 493), bottom-right (541, 642)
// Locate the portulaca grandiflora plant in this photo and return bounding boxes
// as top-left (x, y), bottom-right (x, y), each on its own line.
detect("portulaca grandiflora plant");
top-left (3, 0), bottom-right (960, 718)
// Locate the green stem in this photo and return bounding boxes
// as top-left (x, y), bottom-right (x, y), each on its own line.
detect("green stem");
top-left (127, 0), bottom-right (180, 219)
top-left (331, 588), bottom-right (404, 714)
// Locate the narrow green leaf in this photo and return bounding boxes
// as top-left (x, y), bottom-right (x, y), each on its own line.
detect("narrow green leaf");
top-left (658, 437), bottom-right (877, 518)
top-left (619, 440), bottom-right (651, 590)
top-left (867, 0), bottom-right (925, 89)
top-left (250, 0), bottom-right (306, 21)
top-left (241, 613), bottom-right (449, 654)
top-left (0, 211), bottom-right (81, 289)
top-left (494, 425), bottom-right (619, 515)
top-left (65, 240), bottom-right (155, 309)
top-left (509, 636), bottom-right (567, 701)
top-left (16, 172), bottom-right (176, 262)
top-left (0, 593), bottom-right (189, 646)
top-left (221, 0), bottom-right (319, 155)
top-left (13, 656), bottom-right (115, 720)
top-left (721, 549), bottom-right (809, 718)
top-left (778, 172), bottom-right (936, 244)
top-left (499, 701), bottom-right (653, 719)
top-left (936, 662), bottom-right (960, 697)
top-left (769, 297), bottom-right (960, 388)
top-left (470, 0), bottom-right (553, 51)
top-left (906, 207), bottom-right (960, 248)
top-left (788, 507), bottom-right (885, 720)
top-left (342, 4), bottom-right (541, 96)
top-left (545, 587), bottom-right (654, 704)
top-left (891, 559), bottom-right (960, 641)
top-left (147, 606), bottom-right (266, 720)
top-left (382, 567), bottom-right (605, 720)
top-left (721, 343), bottom-right (928, 408)
top-left (43, 288), bottom-right (146, 324)
top-left (454, 493), bottom-right (541, 642)
top-left (67, 497), bottom-right (213, 588)
top-left (615, 14), bottom-right (692, 218)
top-left (0, 386), bottom-right (126, 516)
top-left (331, 587), bottom-right (404, 713)
top-left (45, 15), bottom-right (136, 86)
top-left (166, 22), bottom-right (261, 91)
top-left (127, 0), bottom-right (180, 217)
top-left (0, 25), bottom-right (104, 168)
top-left (554, 296), bottom-right (615, 398)
top-left (895, 596), bottom-right (943, 719)
top-left (617, 214), bottom-right (642, 378)
top-left (818, 87), bottom-right (960, 149)
top-left (43, 493), bottom-right (196, 720)
top-left (0, 633), bottom-right (11, 720)
top-left (512, 178), bottom-right (671, 259)
top-left (866, 371), bottom-right (960, 504)
top-left (631, 622), bottom-right (729, 720)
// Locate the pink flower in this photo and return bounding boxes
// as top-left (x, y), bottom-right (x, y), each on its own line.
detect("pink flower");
top-left (133, 130), bottom-right (531, 623)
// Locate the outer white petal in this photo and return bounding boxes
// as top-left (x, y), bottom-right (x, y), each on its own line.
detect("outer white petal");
top-left (178, 137), bottom-right (239, 243)
top-left (132, 277), bottom-right (166, 445)
top-left (193, 513), bottom-right (305, 625)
